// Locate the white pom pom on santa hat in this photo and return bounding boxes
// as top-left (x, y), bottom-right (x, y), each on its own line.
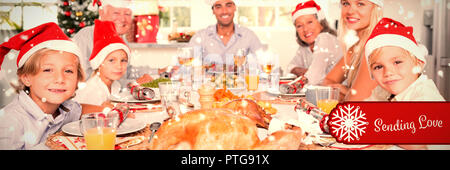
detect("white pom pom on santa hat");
top-left (89, 19), bottom-right (130, 70)
top-left (364, 17), bottom-right (427, 65)
top-left (0, 22), bottom-right (81, 71)
top-left (291, 0), bottom-right (325, 24)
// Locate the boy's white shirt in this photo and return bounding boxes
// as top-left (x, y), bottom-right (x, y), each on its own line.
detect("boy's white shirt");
top-left (366, 74), bottom-right (445, 101)
top-left (366, 74), bottom-right (449, 150)
top-left (74, 74), bottom-right (122, 106)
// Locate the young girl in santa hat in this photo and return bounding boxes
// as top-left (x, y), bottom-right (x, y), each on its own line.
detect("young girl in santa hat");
top-left (73, 19), bottom-right (131, 113)
top-left (322, 0), bottom-right (383, 101)
top-left (0, 22), bottom-right (85, 149)
top-left (365, 18), bottom-right (445, 150)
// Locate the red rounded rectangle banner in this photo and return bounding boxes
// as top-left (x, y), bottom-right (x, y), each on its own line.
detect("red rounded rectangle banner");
top-left (328, 102), bottom-right (450, 144)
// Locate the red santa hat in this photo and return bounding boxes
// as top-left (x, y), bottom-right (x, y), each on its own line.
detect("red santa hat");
top-left (291, 0), bottom-right (325, 24)
top-left (89, 19), bottom-right (130, 70)
top-left (0, 22), bottom-right (81, 71)
top-left (365, 18), bottom-right (427, 66)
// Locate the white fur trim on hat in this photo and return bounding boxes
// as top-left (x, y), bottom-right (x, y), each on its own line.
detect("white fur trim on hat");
top-left (101, 0), bottom-right (132, 8)
top-left (18, 40), bottom-right (82, 68)
top-left (368, 0), bottom-right (383, 7)
top-left (207, 0), bottom-right (236, 6)
top-left (292, 8), bottom-right (324, 23)
top-left (365, 34), bottom-right (426, 64)
top-left (89, 43), bottom-right (130, 70)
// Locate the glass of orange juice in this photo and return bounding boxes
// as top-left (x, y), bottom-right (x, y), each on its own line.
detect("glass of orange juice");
top-left (245, 74), bottom-right (259, 91)
top-left (245, 63), bottom-right (259, 94)
top-left (80, 112), bottom-right (119, 150)
top-left (315, 87), bottom-right (340, 114)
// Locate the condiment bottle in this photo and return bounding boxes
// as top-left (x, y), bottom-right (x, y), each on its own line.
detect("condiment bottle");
top-left (198, 83), bottom-right (215, 109)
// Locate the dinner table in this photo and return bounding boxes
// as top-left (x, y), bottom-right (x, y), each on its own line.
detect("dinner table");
top-left (45, 83), bottom-right (395, 150)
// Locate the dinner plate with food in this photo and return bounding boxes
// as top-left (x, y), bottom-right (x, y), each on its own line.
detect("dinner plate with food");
top-left (110, 78), bottom-right (171, 103)
top-left (279, 73), bottom-right (297, 81)
top-left (109, 90), bottom-right (160, 103)
top-left (266, 88), bottom-right (306, 97)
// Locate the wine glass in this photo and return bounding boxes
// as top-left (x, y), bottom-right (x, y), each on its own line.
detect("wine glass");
top-left (177, 47), bottom-right (194, 66)
top-left (177, 47), bottom-right (194, 85)
top-left (234, 48), bottom-right (246, 68)
top-left (177, 47), bottom-right (194, 107)
top-left (258, 51), bottom-right (275, 89)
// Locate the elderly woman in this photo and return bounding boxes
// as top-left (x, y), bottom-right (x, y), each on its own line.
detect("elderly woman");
top-left (287, 0), bottom-right (343, 85)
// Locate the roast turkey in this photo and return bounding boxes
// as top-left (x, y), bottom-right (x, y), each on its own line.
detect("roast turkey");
top-left (149, 109), bottom-right (304, 150)
top-left (220, 99), bottom-right (272, 129)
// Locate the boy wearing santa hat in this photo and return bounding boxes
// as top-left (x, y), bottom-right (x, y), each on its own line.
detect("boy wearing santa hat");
top-left (0, 22), bottom-right (85, 149)
top-left (74, 19), bottom-right (130, 110)
top-left (364, 18), bottom-right (444, 102)
top-left (364, 18), bottom-right (448, 150)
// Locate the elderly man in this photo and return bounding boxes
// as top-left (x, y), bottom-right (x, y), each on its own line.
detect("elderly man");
top-left (73, 0), bottom-right (132, 78)
top-left (73, 0), bottom-right (158, 85)
top-left (189, 0), bottom-right (264, 65)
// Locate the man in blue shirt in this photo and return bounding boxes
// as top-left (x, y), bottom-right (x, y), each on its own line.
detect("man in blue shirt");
top-left (189, 0), bottom-right (264, 65)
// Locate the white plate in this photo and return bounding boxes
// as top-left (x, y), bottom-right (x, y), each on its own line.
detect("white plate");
top-left (280, 74), bottom-right (297, 80)
top-left (267, 88), bottom-right (305, 97)
top-left (62, 119), bottom-right (147, 136)
top-left (109, 88), bottom-right (160, 103)
top-left (280, 77), bottom-right (295, 81)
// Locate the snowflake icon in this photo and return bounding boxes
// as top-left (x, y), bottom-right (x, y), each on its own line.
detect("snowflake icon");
top-left (328, 104), bottom-right (369, 143)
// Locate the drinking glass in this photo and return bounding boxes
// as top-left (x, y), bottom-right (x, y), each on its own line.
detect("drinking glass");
top-left (245, 67), bottom-right (259, 94)
top-left (159, 81), bottom-right (182, 118)
top-left (177, 47), bottom-right (194, 87)
top-left (315, 87), bottom-right (340, 114)
top-left (177, 47), bottom-right (194, 66)
top-left (257, 50), bottom-right (277, 89)
top-left (233, 49), bottom-right (246, 91)
top-left (234, 48), bottom-right (246, 69)
top-left (80, 112), bottom-right (119, 150)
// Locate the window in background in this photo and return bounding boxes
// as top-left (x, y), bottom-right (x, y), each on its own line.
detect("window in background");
top-left (0, 0), bottom-right (57, 31)
top-left (158, 0), bottom-right (191, 29)
top-left (159, 0), bottom-right (298, 29)
top-left (235, 1), bottom-right (296, 28)
top-left (172, 6), bottom-right (191, 27)
top-left (278, 6), bottom-right (294, 27)
top-left (237, 6), bottom-right (257, 27)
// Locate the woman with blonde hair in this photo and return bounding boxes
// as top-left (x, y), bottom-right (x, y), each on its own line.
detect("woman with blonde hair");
top-left (322, 0), bottom-right (383, 101)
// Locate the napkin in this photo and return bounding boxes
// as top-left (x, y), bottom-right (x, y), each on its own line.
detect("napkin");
top-left (268, 109), bottom-right (324, 145)
top-left (52, 136), bottom-right (145, 150)
top-left (129, 103), bottom-right (163, 113)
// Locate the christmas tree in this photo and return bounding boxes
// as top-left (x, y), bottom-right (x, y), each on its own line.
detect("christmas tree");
top-left (57, 0), bottom-right (99, 37)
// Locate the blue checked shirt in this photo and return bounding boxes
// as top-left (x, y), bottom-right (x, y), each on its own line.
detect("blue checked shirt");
top-left (0, 91), bottom-right (82, 150)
